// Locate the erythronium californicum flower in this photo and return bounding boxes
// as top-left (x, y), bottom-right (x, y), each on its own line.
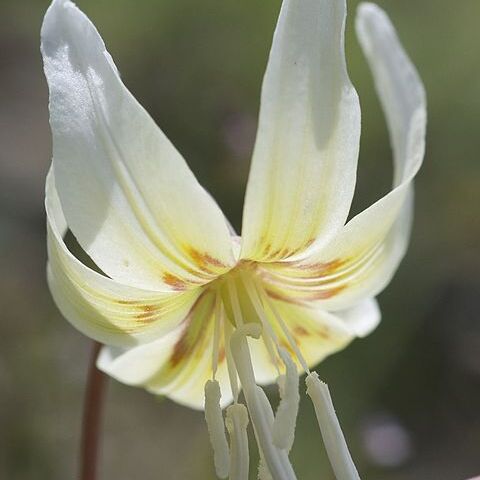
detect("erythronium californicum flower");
top-left (42, 0), bottom-right (426, 478)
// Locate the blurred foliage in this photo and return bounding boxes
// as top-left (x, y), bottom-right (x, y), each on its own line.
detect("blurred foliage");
top-left (0, 0), bottom-right (479, 479)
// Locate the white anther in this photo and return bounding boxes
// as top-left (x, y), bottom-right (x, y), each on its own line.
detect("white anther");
top-left (306, 372), bottom-right (361, 480)
top-left (273, 348), bottom-right (300, 451)
top-left (226, 403), bottom-right (250, 480)
top-left (204, 380), bottom-right (230, 479)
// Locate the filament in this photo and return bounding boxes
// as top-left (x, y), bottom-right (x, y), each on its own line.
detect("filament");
top-left (223, 317), bottom-right (239, 403)
top-left (259, 286), bottom-right (310, 374)
top-left (212, 295), bottom-right (222, 379)
top-left (241, 276), bottom-right (281, 376)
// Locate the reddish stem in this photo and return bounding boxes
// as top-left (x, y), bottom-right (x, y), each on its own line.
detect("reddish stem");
top-left (80, 341), bottom-right (107, 480)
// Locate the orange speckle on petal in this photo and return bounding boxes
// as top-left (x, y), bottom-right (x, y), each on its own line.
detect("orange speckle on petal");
top-left (317, 328), bottom-right (331, 340)
top-left (293, 325), bottom-right (309, 337)
top-left (163, 273), bottom-right (187, 290)
top-left (264, 288), bottom-right (304, 306)
top-left (299, 258), bottom-right (347, 274)
top-left (170, 334), bottom-right (189, 367)
top-left (304, 238), bottom-right (316, 249)
top-left (135, 304), bottom-right (158, 322)
top-left (188, 247), bottom-right (227, 272)
top-left (218, 347), bottom-right (226, 364)
top-left (116, 299), bottom-right (138, 305)
top-left (169, 291), bottom-right (211, 367)
top-left (307, 285), bottom-right (346, 300)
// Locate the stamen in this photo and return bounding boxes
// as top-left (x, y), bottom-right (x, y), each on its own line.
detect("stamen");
top-left (273, 348), bottom-right (299, 451)
top-left (255, 385), bottom-right (275, 427)
top-left (230, 324), bottom-right (297, 480)
top-left (204, 379), bottom-right (230, 479)
top-left (212, 295), bottom-right (222, 379)
top-left (259, 288), bottom-right (310, 374)
top-left (205, 380), bottom-right (230, 478)
top-left (241, 276), bottom-right (281, 376)
top-left (224, 318), bottom-right (240, 403)
top-left (258, 457), bottom-right (273, 480)
top-left (225, 403), bottom-right (250, 480)
top-left (305, 372), bottom-right (360, 480)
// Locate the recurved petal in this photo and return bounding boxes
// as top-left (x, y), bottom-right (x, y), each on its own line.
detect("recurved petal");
top-left (98, 289), bottom-right (233, 410)
top-left (240, 0), bottom-right (360, 262)
top-left (256, 4), bottom-right (426, 311)
top-left (46, 169), bottom-right (202, 347)
top-left (41, 0), bottom-right (234, 291)
top-left (334, 297), bottom-right (380, 338)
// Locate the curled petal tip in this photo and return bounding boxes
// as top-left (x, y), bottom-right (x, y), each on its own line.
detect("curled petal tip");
top-left (357, 2), bottom-right (386, 18)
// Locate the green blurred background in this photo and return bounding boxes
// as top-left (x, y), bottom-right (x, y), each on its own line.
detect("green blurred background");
top-left (1, 0), bottom-right (479, 478)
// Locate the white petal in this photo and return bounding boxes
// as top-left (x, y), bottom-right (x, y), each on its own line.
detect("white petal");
top-left (46, 169), bottom-right (201, 347)
top-left (256, 4), bottom-right (426, 310)
top-left (41, 0), bottom-right (235, 291)
top-left (99, 289), bottom-right (233, 410)
top-left (335, 297), bottom-right (380, 337)
top-left (357, 2), bottom-right (426, 186)
top-left (240, 0), bottom-right (360, 262)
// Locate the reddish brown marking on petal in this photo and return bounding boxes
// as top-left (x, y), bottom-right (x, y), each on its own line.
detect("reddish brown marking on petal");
top-left (170, 335), bottom-right (189, 368)
top-left (269, 247), bottom-right (284, 258)
top-left (218, 347), bottom-right (226, 364)
top-left (264, 288), bottom-right (304, 306)
top-left (293, 325), bottom-right (309, 337)
top-left (279, 248), bottom-right (295, 258)
top-left (188, 247), bottom-right (227, 272)
top-left (184, 265), bottom-right (211, 279)
top-left (317, 328), bottom-right (331, 340)
top-left (163, 273), bottom-right (187, 290)
top-left (169, 291), bottom-right (211, 367)
top-left (135, 304), bottom-right (158, 322)
top-left (304, 238), bottom-right (316, 249)
top-left (116, 299), bottom-right (138, 305)
top-left (306, 285), bottom-right (346, 300)
top-left (298, 258), bottom-right (347, 274)
top-left (262, 243), bottom-right (273, 255)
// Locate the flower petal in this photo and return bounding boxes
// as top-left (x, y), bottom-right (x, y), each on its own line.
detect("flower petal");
top-left (98, 289), bottom-right (233, 410)
top-left (46, 169), bottom-right (202, 347)
top-left (255, 3), bottom-right (426, 310)
top-left (41, 0), bottom-right (235, 291)
top-left (240, 0), bottom-right (360, 263)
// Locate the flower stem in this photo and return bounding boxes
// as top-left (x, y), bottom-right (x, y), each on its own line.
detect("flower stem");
top-left (80, 341), bottom-right (107, 480)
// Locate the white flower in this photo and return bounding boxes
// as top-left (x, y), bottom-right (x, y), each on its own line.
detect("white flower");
top-left (42, 0), bottom-right (426, 478)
